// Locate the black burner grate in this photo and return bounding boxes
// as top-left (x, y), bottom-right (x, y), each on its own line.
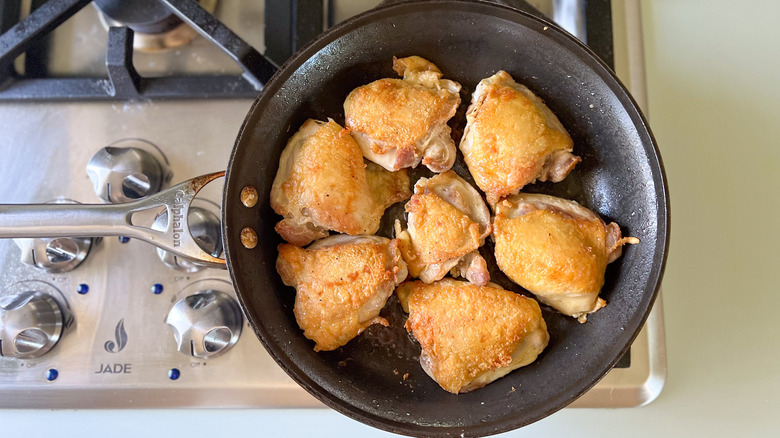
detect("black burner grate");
top-left (0, 0), bottom-right (321, 100)
top-left (0, 0), bottom-right (614, 102)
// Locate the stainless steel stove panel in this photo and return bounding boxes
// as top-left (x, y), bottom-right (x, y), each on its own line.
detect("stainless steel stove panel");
top-left (0, 0), bottom-right (664, 409)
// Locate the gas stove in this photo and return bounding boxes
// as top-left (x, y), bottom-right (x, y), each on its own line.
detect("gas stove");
top-left (0, 0), bottom-right (665, 409)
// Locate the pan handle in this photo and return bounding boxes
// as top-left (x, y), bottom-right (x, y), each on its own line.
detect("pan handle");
top-left (0, 172), bottom-right (227, 269)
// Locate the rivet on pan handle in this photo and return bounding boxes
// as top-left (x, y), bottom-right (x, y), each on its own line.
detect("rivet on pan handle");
top-left (0, 172), bottom-right (227, 269)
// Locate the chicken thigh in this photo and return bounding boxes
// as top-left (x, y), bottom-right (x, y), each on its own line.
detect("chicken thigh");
top-left (394, 171), bottom-right (491, 285)
top-left (397, 279), bottom-right (549, 394)
top-left (271, 119), bottom-right (411, 246)
top-left (460, 71), bottom-right (581, 205)
top-left (344, 56), bottom-right (461, 172)
top-left (277, 235), bottom-right (408, 351)
top-left (492, 193), bottom-right (639, 323)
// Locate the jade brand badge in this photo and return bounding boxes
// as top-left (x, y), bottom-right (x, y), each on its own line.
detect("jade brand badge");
top-left (104, 319), bottom-right (128, 353)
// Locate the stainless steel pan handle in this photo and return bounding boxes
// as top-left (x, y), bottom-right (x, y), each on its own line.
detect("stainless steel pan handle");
top-left (0, 172), bottom-right (227, 269)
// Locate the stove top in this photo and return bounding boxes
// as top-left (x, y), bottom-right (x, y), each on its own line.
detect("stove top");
top-left (0, 0), bottom-right (664, 409)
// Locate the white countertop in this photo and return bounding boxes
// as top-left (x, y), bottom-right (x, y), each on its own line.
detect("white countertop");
top-left (3, 0), bottom-right (779, 436)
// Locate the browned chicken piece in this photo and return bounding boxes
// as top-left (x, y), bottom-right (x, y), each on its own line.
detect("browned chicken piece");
top-left (493, 193), bottom-right (640, 323)
top-left (277, 235), bottom-right (408, 351)
top-left (460, 71), bottom-right (581, 205)
top-left (344, 56), bottom-right (461, 172)
top-left (394, 171), bottom-right (491, 285)
top-left (270, 119), bottom-right (411, 246)
top-left (397, 279), bottom-right (549, 394)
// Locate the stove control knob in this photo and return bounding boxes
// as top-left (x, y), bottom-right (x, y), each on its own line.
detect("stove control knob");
top-left (166, 290), bottom-right (242, 358)
top-left (86, 146), bottom-right (171, 203)
top-left (13, 199), bottom-right (93, 273)
top-left (14, 237), bottom-right (92, 273)
top-left (152, 207), bottom-right (222, 273)
top-left (0, 291), bottom-right (64, 359)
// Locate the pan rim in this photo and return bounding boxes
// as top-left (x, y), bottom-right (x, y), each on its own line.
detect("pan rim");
top-left (223, 1), bottom-right (670, 436)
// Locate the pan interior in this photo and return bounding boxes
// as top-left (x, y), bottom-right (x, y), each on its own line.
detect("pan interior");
top-left (224, 2), bottom-right (667, 436)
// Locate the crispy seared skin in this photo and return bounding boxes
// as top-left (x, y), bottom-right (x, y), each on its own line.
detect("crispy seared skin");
top-left (344, 56), bottom-right (461, 172)
top-left (346, 79), bottom-right (450, 151)
top-left (397, 279), bottom-right (548, 394)
top-left (271, 119), bottom-right (410, 246)
top-left (394, 171), bottom-right (491, 285)
top-left (277, 235), bottom-right (408, 351)
top-left (493, 193), bottom-right (639, 323)
top-left (406, 192), bottom-right (480, 264)
top-left (460, 71), bottom-right (580, 205)
top-left (365, 159), bottom-right (413, 208)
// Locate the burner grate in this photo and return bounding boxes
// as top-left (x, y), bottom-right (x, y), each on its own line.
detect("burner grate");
top-left (0, 0), bottom-right (613, 101)
top-left (0, 0), bottom-right (327, 100)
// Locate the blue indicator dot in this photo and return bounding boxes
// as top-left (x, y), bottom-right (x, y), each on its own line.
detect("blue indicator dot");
top-left (45, 369), bottom-right (58, 381)
top-left (76, 284), bottom-right (89, 295)
top-left (168, 368), bottom-right (180, 380)
top-left (118, 236), bottom-right (130, 243)
top-left (151, 283), bottom-right (164, 295)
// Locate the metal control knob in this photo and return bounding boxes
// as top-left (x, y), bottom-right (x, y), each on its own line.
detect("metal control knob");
top-left (166, 290), bottom-right (241, 358)
top-left (13, 199), bottom-right (93, 273)
top-left (86, 146), bottom-right (172, 203)
top-left (152, 206), bottom-right (223, 272)
top-left (0, 291), bottom-right (64, 359)
top-left (14, 236), bottom-right (92, 273)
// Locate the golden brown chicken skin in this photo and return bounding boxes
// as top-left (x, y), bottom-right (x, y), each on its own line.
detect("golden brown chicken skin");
top-left (271, 119), bottom-right (410, 246)
top-left (394, 171), bottom-right (491, 285)
top-left (460, 71), bottom-right (581, 205)
top-left (493, 193), bottom-right (639, 323)
top-left (344, 56), bottom-right (461, 172)
top-left (277, 235), bottom-right (408, 352)
top-left (397, 279), bottom-right (548, 394)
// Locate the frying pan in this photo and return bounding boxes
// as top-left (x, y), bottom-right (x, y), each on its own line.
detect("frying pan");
top-left (0, 1), bottom-right (669, 436)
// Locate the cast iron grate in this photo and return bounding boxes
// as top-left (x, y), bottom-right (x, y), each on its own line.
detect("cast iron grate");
top-left (0, 0), bottom-right (326, 100)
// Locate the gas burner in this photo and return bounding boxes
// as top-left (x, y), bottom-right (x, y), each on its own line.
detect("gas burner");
top-left (94, 0), bottom-right (218, 53)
